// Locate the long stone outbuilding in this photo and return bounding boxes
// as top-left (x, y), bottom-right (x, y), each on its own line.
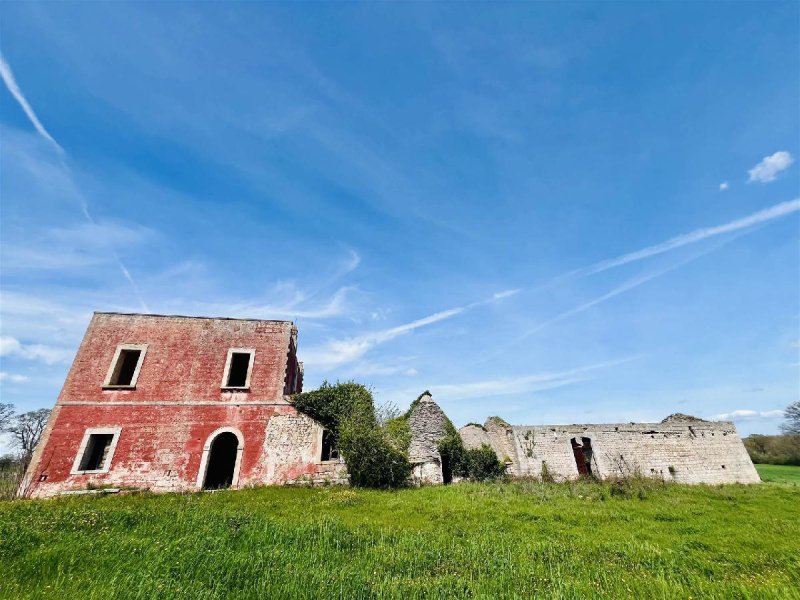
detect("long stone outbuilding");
top-left (459, 414), bottom-right (760, 484)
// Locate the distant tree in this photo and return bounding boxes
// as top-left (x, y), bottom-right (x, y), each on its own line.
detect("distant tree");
top-left (0, 403), bottom-right (14, 431)
top-left (7, 409), bottom-right (51, 466)
top-left (781, 401), bottom-right (800, 435)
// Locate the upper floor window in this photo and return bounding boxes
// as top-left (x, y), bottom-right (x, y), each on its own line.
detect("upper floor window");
top-left (221, 348), bottom-right (255, 390)
top-left (103, 344), bottom-right (147, 389)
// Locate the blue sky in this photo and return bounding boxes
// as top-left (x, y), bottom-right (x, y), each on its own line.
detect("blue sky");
top-left (1, 2), bottom-right (798, 441)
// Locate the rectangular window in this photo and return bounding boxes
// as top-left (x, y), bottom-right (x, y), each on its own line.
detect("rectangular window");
top-left (71, 427), bottom-right (122, 474)
top-left (321, 429), bottom-right (339, 462)
top-left (221, 348), bottom-right (255, 389)
top-left (103, 344), bottom-right (147, 388)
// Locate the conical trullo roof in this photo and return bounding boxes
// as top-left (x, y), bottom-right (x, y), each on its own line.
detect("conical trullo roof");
top-left (407, 392), bottom-right (450, 464)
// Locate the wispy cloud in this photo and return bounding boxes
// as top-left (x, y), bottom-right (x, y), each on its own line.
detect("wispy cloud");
top-left (578, 198), bottom-right (800, 277)
top-left (710, 409), bottom-right (785, 421)
top-left (748, 151), bottom-right (794, 183)
top-left (1, 221), bottom-right (155, 270)
top-left (0, 55), bottom-right (63, 153)
top-left (719, 181), bottom-right (729, 191)
top-left (0, 336), bottom-right (72, 364)
top-left (0, 54), bottom-right (149, 312)
top-left (0, 372), bottom-right (30, 383)
top-left (390, 356), bottom-right (639, 402)
top-left (304, 289), bottom-right (519, 369)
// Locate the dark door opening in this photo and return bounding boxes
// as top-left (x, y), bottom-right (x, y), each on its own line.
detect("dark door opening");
top-left (441, 456), bottom-right (453, 484)
top-left (570, 437), bottom-right (593, 477)
top-left (203, 432), bottom-right (239, 490)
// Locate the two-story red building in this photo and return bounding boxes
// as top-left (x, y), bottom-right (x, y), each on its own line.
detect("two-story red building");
top-left (20, 312), bottom-right (345, 498)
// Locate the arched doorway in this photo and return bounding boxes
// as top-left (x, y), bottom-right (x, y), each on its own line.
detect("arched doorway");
top-left (202, 431), bottom-right (240, 490)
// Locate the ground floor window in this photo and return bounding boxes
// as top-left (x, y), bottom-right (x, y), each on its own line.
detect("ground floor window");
top-left (321, 429), bottom-right (339, 462)
top-left (71, 427), bottom-right (122, 474)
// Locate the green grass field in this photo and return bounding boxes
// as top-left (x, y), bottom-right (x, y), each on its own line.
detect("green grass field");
top-left (1, 473), bottom-right (799, 599)
top-left (755, 463), bottom-right (800, 484)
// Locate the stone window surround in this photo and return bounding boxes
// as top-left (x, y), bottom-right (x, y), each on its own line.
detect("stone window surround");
top-left (102, 343), bottom-right (148, 389)
top-left (196, 427), bottom-right (245, 490)
top-left (70, 427), bottom-right (123, 475)
top-left (317, 427), bottom-right (343, 464)
top-left (220, 348), bottom-right (256, 390)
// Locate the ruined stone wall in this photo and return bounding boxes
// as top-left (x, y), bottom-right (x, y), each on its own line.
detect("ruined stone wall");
top-left (22, 313), bottom-right (344, 498)
top-left (460, 417), bottom-right (760, 485)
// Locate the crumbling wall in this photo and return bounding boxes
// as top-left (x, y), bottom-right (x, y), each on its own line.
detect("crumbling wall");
top-left (460, 415), bottom-right (760, 485)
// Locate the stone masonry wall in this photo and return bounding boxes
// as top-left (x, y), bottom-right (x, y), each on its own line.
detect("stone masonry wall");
top-left (460, 416), bottom-right (760, 485)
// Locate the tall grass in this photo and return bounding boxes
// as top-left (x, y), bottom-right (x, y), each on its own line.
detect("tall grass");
top-left (1, 475), bottom-right (799, 599)
top-left (0, 458), bottom-right (23, 501)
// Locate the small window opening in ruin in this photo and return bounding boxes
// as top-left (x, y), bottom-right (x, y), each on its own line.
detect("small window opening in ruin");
top-left (104, 345), bottom-right (147, 388)
top-left (39, 474), bottom-right (47, 482)
top-left (203, 432), bottom-right (239, 490)
top-left (570, 437), bottom-right (593, 477)
top-left (222, 349), bottom-right (254, 389)
top-left (79, 433), bottom-right (114, 471)
top-left (321, 429), bottom-right (339, 462)
top-left (721, 464), bottom-right (726, 469)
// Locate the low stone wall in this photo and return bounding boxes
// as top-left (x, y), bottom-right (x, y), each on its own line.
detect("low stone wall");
top-left (460, 415), bottom-right (760, 485)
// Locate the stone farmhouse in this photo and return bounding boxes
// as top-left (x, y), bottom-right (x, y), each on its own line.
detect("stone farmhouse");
top-left (20, 313), bottom-right (759, 498)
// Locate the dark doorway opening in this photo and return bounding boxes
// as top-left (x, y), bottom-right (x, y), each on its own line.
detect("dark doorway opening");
top-left (203, 432), bottom-right (239, 490)
top-left (570, 437), bottom-right (593, 477)
top-left (441, 456), bottom-right (453, 484)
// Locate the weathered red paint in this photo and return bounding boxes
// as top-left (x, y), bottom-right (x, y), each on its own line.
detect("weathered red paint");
top-left (21, 313), bottom-right (341, 498)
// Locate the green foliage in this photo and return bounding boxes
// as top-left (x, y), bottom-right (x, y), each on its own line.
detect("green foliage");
top-left (434, 417), bottom-right (465, 477)
top-left (292, 381), bottom-right (411, 488)
top-left (780, 401), bottom-right (800, 434)
top-left (0, 456), bottom-right (22, 501)
top-left (338, 414), bottom-right (412, 489)
top-left (1, 474), bottom-right (799, 598)
top-left (292, 381), bottom-right (375, 436)
top-left (437, 421), bottom-right (505, 482)
top-left (744, 434), bottom-right (800, 466)
top-left (463, 444), bottom-right (507, 481)
top-left (382, 416), bottom-right (411, 453)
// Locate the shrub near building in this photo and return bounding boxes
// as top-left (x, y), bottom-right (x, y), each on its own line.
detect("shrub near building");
top-left (292, 381), bottom-right (411, 488)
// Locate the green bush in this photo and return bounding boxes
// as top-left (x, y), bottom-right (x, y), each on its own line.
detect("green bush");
top-left (464, 444), bottom-right (506, 481)
top-left (292, 381), bottom-right (376, 436)
top-left (292, 381), bottom-right (411, 488)
top-left (338, 412), bottom-right (412, 488)
top-left (744, 434), bottom-right (800, 466)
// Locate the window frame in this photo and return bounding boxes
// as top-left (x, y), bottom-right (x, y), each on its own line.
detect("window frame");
top-left (102, 343), bottom-right (148, 389)
top-left (220, 348), bottom-right (256, 390)
top-left (319, 428), bottom-right (341, 464)
top-left (70, 427), bottom-right (122, 475)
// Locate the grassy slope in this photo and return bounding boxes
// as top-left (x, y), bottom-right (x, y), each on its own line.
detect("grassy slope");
top-left (1, 476), bottom-right (799, 599)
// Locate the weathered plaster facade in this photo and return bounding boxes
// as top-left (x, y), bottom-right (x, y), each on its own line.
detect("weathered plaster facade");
top-left (460, 414), bottom-right (760, 484)
top-left (20, 313), bottom-right (344, 499)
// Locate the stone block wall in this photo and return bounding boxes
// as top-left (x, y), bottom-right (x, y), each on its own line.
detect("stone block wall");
top-left (460, 415), bottom-right (760, 485)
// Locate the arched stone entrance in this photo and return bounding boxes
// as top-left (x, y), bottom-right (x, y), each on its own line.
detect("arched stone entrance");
top-left (198, 428), bottom-right (244, 490)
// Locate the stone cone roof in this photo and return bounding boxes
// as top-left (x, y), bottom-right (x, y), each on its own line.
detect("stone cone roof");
top-left (407, 393), bottom-right (450, 464)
